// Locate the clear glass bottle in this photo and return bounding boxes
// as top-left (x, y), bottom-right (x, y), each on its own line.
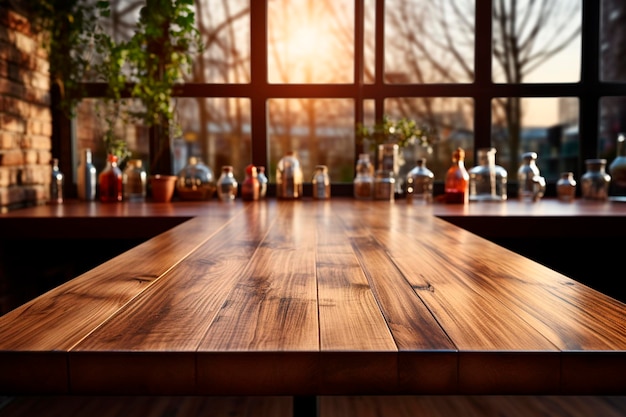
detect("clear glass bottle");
top-left (354, 153), bottom-right (374, 200)
top-left (217, 165), bottom-right (238, 202)
top-left (444, 147), bottom-right (469, 204)
top-left (469, 147), bottom-right (508, 202)
top-left (176, 156), bottom-right (216, 200)
top-left (556, 172), bottom-right (577, 202)
top-left (99, 154), bottom-right (123, 203)
top-left (374, 170), bottom-right (395, 201)
top-left (123, 159), bottom-right (147, 202)
top-left (581, 158), bottom-right (611, 200)
top-left (257, 166), bottom-right (268, 198)
top-left (241, 164), bottom-right (260, 201)
top-left (276, 151), bottom-right (303, 199)
top-left (312, 165), bottom-right (330, 199)
top-left (405, 158), bottom-right (434, 203)
top-left (609, 132), bottom-right (626, 201)
top-left (517, 152), bottom-right (545, 201)
top-left (77, 149), bottom-right (96, 201)
top-left (48, 158), bottom-right (63, 204)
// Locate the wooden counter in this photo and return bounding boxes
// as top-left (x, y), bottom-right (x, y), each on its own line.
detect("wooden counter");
top-left (2, 198), bottom-right (626, 239)
top-left (1, 199), bottom-right (625, 407)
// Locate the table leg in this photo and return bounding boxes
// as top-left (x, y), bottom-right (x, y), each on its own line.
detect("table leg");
top-left (293, 395), bottom-right (318, 417)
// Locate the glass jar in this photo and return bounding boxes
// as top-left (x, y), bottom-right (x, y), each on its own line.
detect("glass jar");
top-left (77, 149), bottom-right (96, 201)
top-left (444, 148), bottom-right (469, 204)
top-left (99, 154), bottom-right (123, 203)
top-left (241, 164), bottom-right (260, 201)
top-left (609, 132), bottom-right (626, 201)
top-left (374, 170), bottom-right (395, 201)
top-left (176, 156), bottom-right (216, 200)
top-left (405, 158), bottom-right (434, 203)
top-left (517, 152), bottom-right (545, 201)
top-left (469, 147), bottom-right (507, 202)
top-left (49, 158), bottom-right (64, 204)
top-left (556, 172), bottom-right (577, 202)
top-left (312, 165), bottom-right (330, 200)
top-left (581, 158), bottom-right (611, 200)
top-left (217, 165), bottom-right (238, 201)
top-left (276, 151), bottom-right (303, 199)
top-left (257, 166), bottom-right (268, 199)
top-left (123, 159), bottom-right (147, 202)
top-left (354, 153), bottom-right (374, 200)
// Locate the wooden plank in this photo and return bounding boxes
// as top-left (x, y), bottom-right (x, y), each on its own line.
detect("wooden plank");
top-left (320, 396), bottom-right (626, 417)
top-left (197, 201), bottom-right (319, 395)
top-left (342, 203), bottom-right (560, 394)
top-left (68, 203), bottom-right (273, 394)
top-left (314, 202), bottom-right (398, 394)
top-left (0, 204), bottom-right (247, 393)
top-left (331, 201), bottom-right (458, 394)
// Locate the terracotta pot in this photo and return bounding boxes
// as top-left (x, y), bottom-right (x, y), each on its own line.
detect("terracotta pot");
top-left (150, 175), bottom-right (177, 202)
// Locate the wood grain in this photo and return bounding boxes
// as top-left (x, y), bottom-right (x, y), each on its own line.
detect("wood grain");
top-left (1, 199), bottom-right (626, 397)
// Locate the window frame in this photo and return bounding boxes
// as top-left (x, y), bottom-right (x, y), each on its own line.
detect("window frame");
top-left (61, 0), bottom-right (626, 196)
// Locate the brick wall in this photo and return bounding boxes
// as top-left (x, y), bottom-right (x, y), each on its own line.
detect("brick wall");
top-left (0, 7), bottom-right (51, 212)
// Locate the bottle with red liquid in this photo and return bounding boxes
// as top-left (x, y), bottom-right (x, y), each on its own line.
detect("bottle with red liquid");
top-left (99, 154), bottom-right (123, 202)
top-left (241, 164), bottom-right (260, 201)
top-left (445, 147), bottom-right (469, 204)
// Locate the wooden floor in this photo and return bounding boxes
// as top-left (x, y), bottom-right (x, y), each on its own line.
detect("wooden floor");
top-left (1, 396), bottom-right (625, 417)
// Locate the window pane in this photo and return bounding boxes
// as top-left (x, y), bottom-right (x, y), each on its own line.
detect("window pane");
top-left (492, 1), bottom-right (581, 83)
top-left (75, 98), bottom-right (149, 176)
top-left (601, 0), bottom-right (626, 82)
top-left (491, 97), bottom-right (580, 181)
top-left (268, 0), bottom-right (354, 84)
top-left (268, 99), bottom-right (354, 183)
top-left (176, 98), bottom-right (251, 182)
top-left (384, 97), bottom-right (474, 182)
top-left (193, 0), bottom-right (251, 83)
top-left (364, 0), bottom-right (376, 84)
top-left (600, 97), bottom-right (626, 157)
top-left (385, 0), bottom-right (475, 84)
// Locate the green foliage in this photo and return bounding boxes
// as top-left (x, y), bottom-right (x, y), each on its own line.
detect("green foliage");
top-left (355, 115), bottom-right (437, 152)
top-left (26, 0), bottom-right (107, 116)
top-left (124, 0), bottom-right (202, 128)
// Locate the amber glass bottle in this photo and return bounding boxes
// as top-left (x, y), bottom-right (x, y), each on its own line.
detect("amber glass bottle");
top-left (445, 147), bottom-right (469, 204)
top-left (99, 154), bottom-right (123, 203)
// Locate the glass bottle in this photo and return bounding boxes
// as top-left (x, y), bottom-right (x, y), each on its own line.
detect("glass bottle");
top-left (517, 152), bottom-right (545, 201)
top-left (48, 158), bottom-right (63, 204)
top-left (374, 170), bottom-right (395, 201)
top-left (99, 154), bottom-right (123, 203)
top-left (405, 158), bottom-right (434, 204)
top-left (556, 172), bottom-right (577, 202)
top-left (241, 164), bottom-right (260, 201)
top-left (217, 165), bottom-right (238, 202)
top-left (176, 156), bottom-right (216, 200)
top-left (469, 147), bottom-right (508, 202)
top-left (444, 147), bottom-right (469, 204)
top-left (354, 153), bottom-right (374, 200)
top-left (77, 149), bottom-right (97, 201)
top-left (123, 159), bottom-right (147, 202)
top-left (276, 151), bottom-right (303, 199)
top-left (581, 159), bottom-right (611, 200)
top-left (609, 132), bottom-right (626, 201)
top-left (312, 165), bottom-right (330, 199)
top-left (257, 166), bottom-right (268, 199)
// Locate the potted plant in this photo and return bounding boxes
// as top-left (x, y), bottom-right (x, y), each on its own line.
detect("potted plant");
top-left (122, 0), bottom-right (202, 201)
top-left (356, 115), bottom-right (438, 194)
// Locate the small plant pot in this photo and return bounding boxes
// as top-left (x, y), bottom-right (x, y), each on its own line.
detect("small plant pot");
top-left (150, 175), bottom-right (177, 202)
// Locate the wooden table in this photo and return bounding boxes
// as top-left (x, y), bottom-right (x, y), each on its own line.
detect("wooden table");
top-left (1, 200), bottom-right (625, 415)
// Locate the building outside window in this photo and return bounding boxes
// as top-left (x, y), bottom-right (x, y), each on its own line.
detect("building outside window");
top-left (73, 0), bottom-right (626, 196)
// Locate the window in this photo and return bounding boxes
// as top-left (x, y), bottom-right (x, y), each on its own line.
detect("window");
top-left (72, 0), bottom-right (626, 196)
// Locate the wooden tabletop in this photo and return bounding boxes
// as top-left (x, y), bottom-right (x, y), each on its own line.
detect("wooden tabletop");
top-left (2, 198), bottom-right (626, 239)
top-left (0, 200), bottom-right (625, 397)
